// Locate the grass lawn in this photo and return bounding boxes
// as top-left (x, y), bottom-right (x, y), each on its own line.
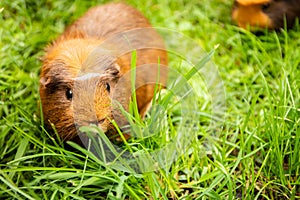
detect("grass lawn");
top-left (1, 0), bottom-right (299, 199)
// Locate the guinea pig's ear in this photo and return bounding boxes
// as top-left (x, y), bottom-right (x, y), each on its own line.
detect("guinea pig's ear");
top-left (104, 63), bottom-right (120, 82)
top-left (40, 76), bottom-right (51, 88)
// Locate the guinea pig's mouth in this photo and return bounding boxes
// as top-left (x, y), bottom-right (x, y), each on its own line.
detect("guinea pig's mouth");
top-left (98, 118), bottom-right (105, 124)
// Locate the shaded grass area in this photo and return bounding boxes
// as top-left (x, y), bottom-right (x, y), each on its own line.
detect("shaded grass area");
top-left (0, 0), bottom-right (299, 199)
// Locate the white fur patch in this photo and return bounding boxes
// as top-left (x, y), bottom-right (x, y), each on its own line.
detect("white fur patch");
top-left (75, 73), bottom-right (102, 81)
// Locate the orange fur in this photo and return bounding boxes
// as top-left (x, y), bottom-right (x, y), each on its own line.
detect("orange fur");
top-left (232, 4), bottom-right (272, 29)
top-left (44, 39), bottom-right (103, 76)
top-left (236, 0), bottom-right (270, 6)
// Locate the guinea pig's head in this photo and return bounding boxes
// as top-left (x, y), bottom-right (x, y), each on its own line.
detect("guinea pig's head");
top-left (39, 39), bottom-right (123, 141)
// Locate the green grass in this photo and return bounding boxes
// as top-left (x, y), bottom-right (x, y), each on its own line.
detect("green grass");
top-left (1, 0), bottom-right (300, 199)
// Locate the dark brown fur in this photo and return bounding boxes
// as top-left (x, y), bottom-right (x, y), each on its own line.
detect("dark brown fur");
top-left (39, 3), bottom-right (168, 141)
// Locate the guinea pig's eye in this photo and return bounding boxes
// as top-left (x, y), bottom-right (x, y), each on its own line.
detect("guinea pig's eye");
top-left (261, 3), bottom-right (270, 11)
top-left (65, 88), bottom-right (73, 100)
top-left (105, 83), bottom-right (110, 93)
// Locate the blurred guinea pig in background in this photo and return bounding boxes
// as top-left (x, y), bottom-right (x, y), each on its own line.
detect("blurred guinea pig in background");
top-left (232, 0), bottom-right (300, 30)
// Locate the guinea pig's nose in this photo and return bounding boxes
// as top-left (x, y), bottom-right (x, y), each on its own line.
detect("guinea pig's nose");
top-left (75, 120), bottom-right (98, 127)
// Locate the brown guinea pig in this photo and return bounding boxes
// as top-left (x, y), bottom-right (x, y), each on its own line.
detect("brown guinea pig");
top-left (39, 3), bottom-right (168, 142)
top-left (232, 0), bottom-right (300, 30)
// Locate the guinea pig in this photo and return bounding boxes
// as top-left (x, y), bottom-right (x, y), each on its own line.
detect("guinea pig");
top-left (39, 3), bottom-right (168, 142)
top-left (232, 0), bottom-right (300, 30)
